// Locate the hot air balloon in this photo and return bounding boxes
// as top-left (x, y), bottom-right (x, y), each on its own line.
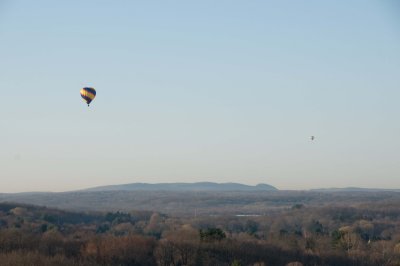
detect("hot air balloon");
top-left (80, 87), bottom-right (96, 106)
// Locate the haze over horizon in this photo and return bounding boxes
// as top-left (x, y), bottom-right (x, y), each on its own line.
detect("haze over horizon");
top-left (1, 1), bottom-right (399, 193)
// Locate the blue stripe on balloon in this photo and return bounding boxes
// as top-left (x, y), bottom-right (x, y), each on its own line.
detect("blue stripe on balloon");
top-left (83, 87), bottom-right (96, 96)
top-left (81, 95), bottom-right (92, 104)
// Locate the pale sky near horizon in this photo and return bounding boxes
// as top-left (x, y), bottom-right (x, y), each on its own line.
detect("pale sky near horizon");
top-left (1, 1), bottom-right (399, 192)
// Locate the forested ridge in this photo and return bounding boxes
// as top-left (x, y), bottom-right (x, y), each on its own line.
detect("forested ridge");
top-left (1, 194), bottom-right (400, 266)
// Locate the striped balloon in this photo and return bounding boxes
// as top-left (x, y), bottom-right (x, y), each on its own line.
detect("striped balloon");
top-left (80, 87), bottom-right (96, 106)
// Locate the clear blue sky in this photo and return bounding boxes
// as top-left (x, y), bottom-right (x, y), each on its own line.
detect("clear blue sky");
top-left (1, 1), bottom-right (399, 192)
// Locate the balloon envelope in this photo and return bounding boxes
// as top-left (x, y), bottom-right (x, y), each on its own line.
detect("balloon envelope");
top-left (80, 87), bottom-right (96, 106)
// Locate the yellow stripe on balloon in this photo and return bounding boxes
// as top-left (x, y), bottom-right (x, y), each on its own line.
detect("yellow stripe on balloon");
top-left (80, 90), bottom-right (95, 100)
top-left (86, 92), bottom-right (95, 100)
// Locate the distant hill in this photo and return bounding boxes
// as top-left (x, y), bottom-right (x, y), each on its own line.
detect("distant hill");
top-left (310, 187), bottom-right (400, 192)
top-left (84, 182), bottom-right (278, 192)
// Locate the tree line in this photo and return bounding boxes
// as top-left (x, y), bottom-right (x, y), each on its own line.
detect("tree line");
top-left (0, 200), bottom-right (400, 265)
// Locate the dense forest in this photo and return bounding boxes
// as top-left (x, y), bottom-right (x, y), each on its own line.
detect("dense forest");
top-left (1, 191), bottom-right (400, 265)
top-left (1, 190), bottom-right (399, 216)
